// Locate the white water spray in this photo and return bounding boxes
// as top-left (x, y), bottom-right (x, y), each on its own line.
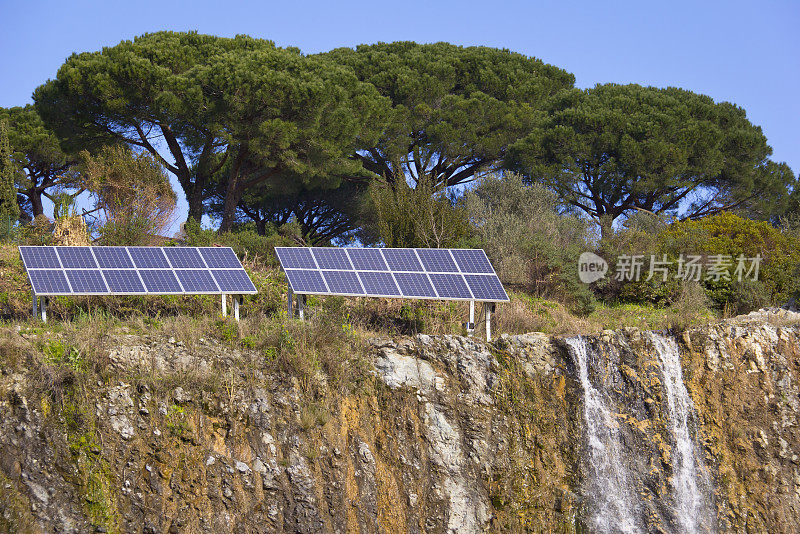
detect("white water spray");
top-left (649, 333), bottom-right (715, 533)
top-left (566, 336), bottom-right (641, 534)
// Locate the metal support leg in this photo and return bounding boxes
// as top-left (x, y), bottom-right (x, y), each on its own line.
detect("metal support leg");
top-left (467, 301), bottom-right (475, 336)
top-left (32, 294), bottom-right (38, 320)
top-left (298, 294), bottom-right (306, 321)
top-left (484, 302), bottom-right (492, 342)
top-left (221, 294), bottom-right (227, 317)
top-left (233, 295), bottom-right (240, 322)
top-left (287, 288), bottom-right (294, 317)
top-left (40, 297), bottom-right (47, 323)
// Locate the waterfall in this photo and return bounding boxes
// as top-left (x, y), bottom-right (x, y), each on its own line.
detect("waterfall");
top-left (566, 336), bottom-right (641, 534)
top-left (648, 333), bottom-right (716, 533)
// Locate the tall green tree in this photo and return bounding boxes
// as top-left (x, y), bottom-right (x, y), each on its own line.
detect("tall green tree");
top-left (0, 106), bottom-right (77, 220)
top-left (33, 31), bottom-right (273, 222)
top-left (0, 118), bottom-right (21, 231)
top-left (506, 83), bottom-right (795, 237)
top-left (322, 42), bottom-right (574, 191)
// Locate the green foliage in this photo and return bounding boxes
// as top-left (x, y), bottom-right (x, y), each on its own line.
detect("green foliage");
top-left (183, 218), bottom-right (293, 268)
top-left (366, 180), bottom-right (472, 247)
top-left (463, 172), bottom-right (595, 312)
top-left (507, 84), bottom-right (795, 236)
top-left (0, 118), bottom-right (20, 238)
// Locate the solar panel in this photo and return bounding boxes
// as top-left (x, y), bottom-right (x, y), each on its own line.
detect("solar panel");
top-left (357, 271), bottom-right (402, 297)
top-left (199, 247), bottom-right (241, 268)
top-left (102, 270), bottom-right (146, 293)
top-left (285, 269), bottom-right (328, 293)
top-left (128, 247), bottom-right (170, 268)
top-left (163, 247), bottom-right (205, 268)
top-left (275, 247), bottom-right (317, 269)
top-left (20, 246), bottom-right (61, 269)
top-left (322, 270), bottom-right (364, 295)
top-left (175, 269), bottom-right (219, 293)
top-left (211, 269), bottom-right (257, 293)
top-left (416, 249), bottom-right (459, 273)
top-left (57, 247), bottom-right (98, 269)
top-left (347, 248), bottom-right (388, 271)
top-left (312, 248), bottom-right (352, 270)
top-left (429, 273), bottom-right (473, 299)
top-left (394, 272), bottom-right (437, 298)
top-left (65, 270), bottom-right (108, 293)
top-left (464, 274), bottom-right (508, 301)
top-left (27, 269), bottom-right (71, 294)
top-left (139, 269), bottom-right (183, 293)
top-left (451, 249), bottom-right (494, 274)
top-left (93, 247), bottom-right (134, 269)
top-left (382, 249), bottom-right (424, 272)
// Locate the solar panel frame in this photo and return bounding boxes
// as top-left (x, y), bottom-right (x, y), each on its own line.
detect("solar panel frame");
top-left (463, 274), bottom-right (509, 302)
top-left (275, 247), bottom-right (317, 269)
top-left (393, 272), bottom-right (438, 299)
top-left (163, 247), bottom-right (207, 268)
top-left (27, 269), bottom-right (72, 295)
top-left (102, 269), bottom-right (147, 294)
top-left (64, 269), bottom-right (109, 294)
top-left (284, 268), bottom-right (329, 294)
top-left (57, 247), bottom-right (98, 269)
top-left (429, 273), bottom-right (474, 300)
top-left (19, 246), bottom-right (62, 269)
top-left (199, 247), bottom-right (242, 269)
top-left (93, 247), bottom-right (135, 269)
top-left (211, 269), bottom-right (258, 294)
top-left (321, 270), bottom-right (364, 296)
top-left (416, 249), bottom-right (459, 273)
top-left (174, 269), bottom-right (220, 294)
top-left (311, 248), bottom-right (353, 270)
top-left (382, 248), bottom-right (424, 272)
top-left (356, 271), bottom-right (402, 297)
top-left (346, 248), bottom-right (389, 271)
top-left (139, 269), bottom-right (184, 293)
top-left (128, 247), bottom-right (171, 269)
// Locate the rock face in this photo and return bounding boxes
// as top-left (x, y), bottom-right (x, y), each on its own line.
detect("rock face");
top-left (0, 312), bottom-right (799, 533)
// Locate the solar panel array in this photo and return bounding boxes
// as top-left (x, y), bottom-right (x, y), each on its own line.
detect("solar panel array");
top-left (275, 247), bottom-right (509, 302)
top-left (19, 246), bottom-right (257, 296)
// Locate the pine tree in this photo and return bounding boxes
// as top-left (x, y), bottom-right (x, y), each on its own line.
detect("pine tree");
top-left (0, 118), bottom-right (20, 235)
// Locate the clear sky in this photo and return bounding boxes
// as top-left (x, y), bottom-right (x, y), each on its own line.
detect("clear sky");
top-left (1, 0), bottom-right (798, 227)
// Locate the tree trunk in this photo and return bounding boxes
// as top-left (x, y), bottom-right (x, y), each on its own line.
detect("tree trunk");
top-left (29, 189), bottom-right (44, 218)
top-left (186, 185), bottom-right (204, 223)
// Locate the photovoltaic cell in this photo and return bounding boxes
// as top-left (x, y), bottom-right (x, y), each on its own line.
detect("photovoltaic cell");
top-left (163, 247), bottom-right (205, 268)
top-left (102, 270), bottom-right (146, 293)
top-left (199, 247), bottom-right (241, 269)
top-left (429, 273), bottom-right (472, 299)
top-left (275, 248), bottom-right (317, 269)
top-left (93, 247), bottom-right (134, 269)
top-left (357, 271), bottom-right (401, 296)
top-left (211, 270), bottom-right (257, 293)
top-left (311, 248), bottom-right (352, 270)
top-left (393, 272), bottom-right (437, 298)
top-left (346, 248), bottom-right (388, 271)
top-left (285, 269), bottom-right (327, 293)
top-left (175, 269), bottom-right (219, 292)
top-left (451, 249), bottom-right (494, 274)
top-left (382, 249), bottom-right (423, 272)
top-left (57, 247), bottom-right (98, 269)
top-left (65, 270), bottom-right (108, 293)
top-left (416, 249), bottom-right (459, 272)
top-left (464, 274), bottom-right (508, 301)
top-left (128, 247), bottom-right (170, 269)
top-left (139, 270), bottom-right (183, 293)
top-left (19, 246), bottom-right (61, 269)
top-left (28, 270), bottom-right (71, 294)
top-left (322, 270), bottom-right (363, 295)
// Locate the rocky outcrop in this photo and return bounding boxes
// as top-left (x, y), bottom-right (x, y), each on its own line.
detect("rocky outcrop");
top-left (0, 310), bottom-right (798, 533)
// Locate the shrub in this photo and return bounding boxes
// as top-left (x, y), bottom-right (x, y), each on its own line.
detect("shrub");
top-left (183, 219), bottom-right (294, 269)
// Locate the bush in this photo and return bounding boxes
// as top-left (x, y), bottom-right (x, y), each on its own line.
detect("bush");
top-left (463, 172), bottom-right (595, 312)
top-left (183, 219), bottom-right (294, 269)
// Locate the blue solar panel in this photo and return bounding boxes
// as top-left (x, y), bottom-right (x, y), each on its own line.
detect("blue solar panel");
top-left (322, 270), bottom-right (364, 295)
top-left (199, 247), bottom-right (241, 269)
top-left (27, 269), bottom-right (71, 294)
top-left (285, 269), bottom-right (328, 293)
top-left (19, 246), bottom-right (61, 269)
top-left (93, 247), bottom-right (134, 269)
top-left (211, 269), bottom-right (257, 293)
top-left (394, 272), bottom-right (437, 298)
top-left (175, 269), bottom-right (219, 292)
top-left (382, 249), bottom-right (424, 272)
top-left (357, 271), bottom-right (401, 296)
top-left (464, 274), bottom-right (509, 301)
top-left (57, 247), bottom-right (98, 269)
top-left (416, 249), bottom-right (459, 272)
top-left (347, 248), bottom-right (388, 271)
top-left (429, 273), bottom-right (472, 299)
top-left (128, 247), bottom-right (170, 268)
top-left (451, 249), bottom-right (494, 274)
top-left (102, 270), bottom-right (146, 293)
top-left (275, 248), bottom-right (317, 269)
top-left (65, 270), bottom-right (108, 293)
top-left (163, 247), bottom-right (205, 268)
top-left (139, 270), bottom-right (183, 293)
top-left (312, 248), bottom-right (352, 270)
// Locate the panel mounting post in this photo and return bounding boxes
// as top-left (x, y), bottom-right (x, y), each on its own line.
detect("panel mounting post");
top-left (287, 288), bottom-right (294, 317)
top-left (221, 294), bottom-right (227, 317)
top-left (40, 297), bottom-right (47, 323)
top-left (298, 294), bottom-right (306, 321)
top-left (467, 301), bottom-right (475, 336)
top-left (233, 295), bottom-right (241, 322)
top-left (32, 294), bottom-right (38, 319)
top-left (484, 302), bottom-right (493, 342)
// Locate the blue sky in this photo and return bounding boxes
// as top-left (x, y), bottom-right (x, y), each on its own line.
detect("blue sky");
top-left (1, 0), bottom-right (798, 229)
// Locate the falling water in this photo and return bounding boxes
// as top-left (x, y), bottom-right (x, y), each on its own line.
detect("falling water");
top-left (566, 336), bottom-right (641, 534)
top-left (648, 333), bottom-right (716, 533)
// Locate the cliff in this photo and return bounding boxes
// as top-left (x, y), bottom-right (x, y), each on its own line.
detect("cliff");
top-left (1, 308), bottom-right (798, 533)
